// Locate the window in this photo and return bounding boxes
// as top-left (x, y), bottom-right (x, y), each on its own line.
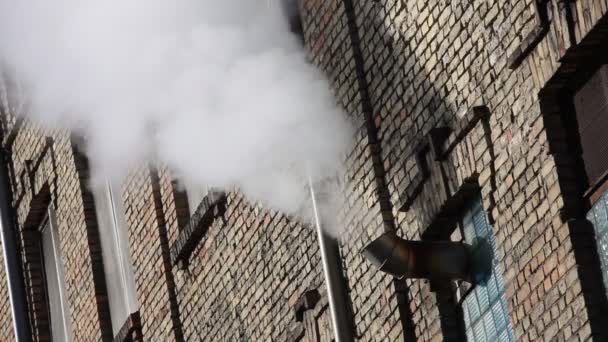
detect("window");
top-left (40, 208), bottom-right (72, 341)
top-left (574, 65), bottom-right (608, 191)
top-left (458, 198), bottom-right (514, 342)
top-left (93, 182), bottom-right (138, 335)
top-left (576, 66), bottom-right (608, 294)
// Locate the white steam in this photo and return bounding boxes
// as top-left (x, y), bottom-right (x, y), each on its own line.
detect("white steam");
top-left (0, 0), bottom-right (353, 218)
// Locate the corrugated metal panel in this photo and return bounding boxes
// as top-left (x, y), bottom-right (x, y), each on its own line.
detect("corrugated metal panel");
top-left (574, 65), bottom-right (608, 188)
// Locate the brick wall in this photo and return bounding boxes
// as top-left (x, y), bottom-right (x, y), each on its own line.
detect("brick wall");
top-left (342, 0), bottom-right (608, 341)
top-left (301, 0), bottom-right (412, 340)
top-left (1, 1), bottom-right (608, 341)
top-left (301, 0), bottom-right (608, 340)
top-left (172, 193), bottom-right (325, 340)
top-left (121, 167), bottom-right (181, 341)
top-left (0, 118), bottom-right (113, 341)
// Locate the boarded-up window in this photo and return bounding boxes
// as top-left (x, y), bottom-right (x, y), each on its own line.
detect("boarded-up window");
top-left (574, 65), bottom-right (608, 189)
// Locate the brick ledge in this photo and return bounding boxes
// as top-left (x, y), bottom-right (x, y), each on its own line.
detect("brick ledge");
top-left (169, 191), bottom-right (226, 266)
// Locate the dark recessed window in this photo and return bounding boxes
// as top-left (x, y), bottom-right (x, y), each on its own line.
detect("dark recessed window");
top-left (574, 66), bottom-right (608, 293)
top-left (574, 65), bottom-right (608, 192)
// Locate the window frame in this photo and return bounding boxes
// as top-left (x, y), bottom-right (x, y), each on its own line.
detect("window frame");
top-left (93, 181), bottom-right (139, 336)
top-left (39, 207), bottom-right (72, 342)
top-left (453, 198), bottom-right (514, 342)
top-left (573, 65), bottom-right (608, 200)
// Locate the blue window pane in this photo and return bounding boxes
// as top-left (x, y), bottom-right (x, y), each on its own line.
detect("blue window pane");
top-left (491, 300), bottom-right (506, 332)
top-left (598, 233), bottom-right (608, 265)
top-left (488, 234), bottom-right (498, 253)
top-left (463, 220), bottom-right (476, 244)
top-left (594, 201), bottom-right (608, 235)
top-left (498, 329), bottom-right (511, 342)
top-left (483, 311), bottom-right (497, 341)
top-left (461, 197), bottom-right (514, 342)
top-left (463, 297), bottom-right (471, 324)
top-left (486, 274), bottom-right (499, 302)
top-left (494, 270), bottom-right (506, 293)
top-left (466, 293), bottom-right (481, 322)
top-left (588, 192), bottom-right (608, 299)
top-left (473, 319), bottom-right (486, 342)
top-left (467, 329), bottom-right (476, 342)
top-left (588, 201), bottom-right (598, 225)
top-left (476, 289), bottom-right (490, 312)
top-left (473, 210), bottom-right (489, 239)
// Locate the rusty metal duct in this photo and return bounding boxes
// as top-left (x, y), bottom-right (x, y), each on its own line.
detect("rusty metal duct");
top-left (362, 232), bottom-right (492, 283)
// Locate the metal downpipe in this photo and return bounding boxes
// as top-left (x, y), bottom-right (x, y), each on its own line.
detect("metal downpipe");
top-left (0, 147), bottom-right (28, 341)
top-left (308, 178), bottom-right (353, 342)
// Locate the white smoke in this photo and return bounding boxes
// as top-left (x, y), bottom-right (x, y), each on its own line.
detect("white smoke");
top-left (0, 0), bottom-right (353, 218)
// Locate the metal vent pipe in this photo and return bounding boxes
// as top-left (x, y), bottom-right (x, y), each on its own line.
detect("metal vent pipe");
top-left (362, 232), bottom-right (492, 284)
top-left (308, 178), bottom-right (353, 342)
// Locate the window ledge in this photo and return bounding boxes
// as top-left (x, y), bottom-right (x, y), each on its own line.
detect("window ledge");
top-left (507, 0), bottom-right (551, 69)
top-left (169, 191), bottom-right (226, 266)
top-left (398, 106), bottom-right (489, 212)
top-left (441, 106), bottom-right (490, 159)
top-left (113, 311), bottom-right (142, 342)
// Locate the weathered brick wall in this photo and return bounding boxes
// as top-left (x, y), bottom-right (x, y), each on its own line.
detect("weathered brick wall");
top-left (153, 0), bottom-right (420, 339)
top-left (1, 1), bottom-right (607, 341)
top-left (0, 118), bottom-right (112, 341)
top-left (346, 0), bottom-right (608, 341)
top-left (122, 167), bottom-right (180, 341)
top-left (301, 0), bottom-right (411, 340)
top-left (350, 1), bottom-right (542, 340)
top-left (172, 193), bottom-right (325, 340)
top-left (526, 0), bottom-right (608, 89)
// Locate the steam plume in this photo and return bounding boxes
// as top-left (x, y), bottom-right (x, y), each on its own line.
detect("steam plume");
top-left (0, 0), bottom-right (353, 219)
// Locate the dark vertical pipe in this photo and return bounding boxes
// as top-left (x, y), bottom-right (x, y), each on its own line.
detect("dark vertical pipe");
top-left (0, 147), bottom-right (29, 341)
